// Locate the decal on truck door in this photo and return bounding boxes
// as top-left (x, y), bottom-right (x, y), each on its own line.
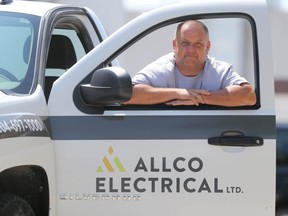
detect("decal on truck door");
top-left (0, 114), bottom-right (49, 139)
top-left (60, 145), bottom-right (245, 202)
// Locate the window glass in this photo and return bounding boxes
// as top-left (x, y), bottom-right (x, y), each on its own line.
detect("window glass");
top-left (55, 28), bottom-right (86, 59)
top-left (45, 28), bottom-right (86, 77)
top-left (0, 13), bottom-right (38, 93)
top-left (44, 20), bottom-right (92, 101)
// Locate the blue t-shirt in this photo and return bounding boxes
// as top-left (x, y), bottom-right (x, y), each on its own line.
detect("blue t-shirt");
top-left (132, 53), bottom-right (248, 91)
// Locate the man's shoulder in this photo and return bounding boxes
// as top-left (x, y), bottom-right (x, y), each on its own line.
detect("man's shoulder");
top-left (145, 52), bottom-right (175, 72)
top-left (205, 56), bottom-right (232, 72)
top-left (133, 52), bottom-right (176, 87)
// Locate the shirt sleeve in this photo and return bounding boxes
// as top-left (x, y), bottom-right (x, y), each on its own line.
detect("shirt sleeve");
top-left (202, 57), bottom-right (250, 91)
top-left (132, 70), bottom-right (153, 86)
top-left (221, 65), bottom-right (249, 88)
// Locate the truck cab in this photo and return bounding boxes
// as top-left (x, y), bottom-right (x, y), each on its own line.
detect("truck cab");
top-left (0, 0), bottom-right (276, 216)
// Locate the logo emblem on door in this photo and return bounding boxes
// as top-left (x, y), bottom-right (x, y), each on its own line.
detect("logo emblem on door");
top-left (97, 146), bottom-right (126, 172)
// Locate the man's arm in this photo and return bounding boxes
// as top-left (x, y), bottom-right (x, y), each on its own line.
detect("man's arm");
top-left (124, 84), bottom-right (210, 105)
top-left (203, 83), bottom-right (256, 106)
top-left (166, 83), bottom-right (257, 107)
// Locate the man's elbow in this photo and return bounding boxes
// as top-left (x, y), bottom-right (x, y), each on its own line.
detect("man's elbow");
top-left (242, 84), bottom-right (257, 106)
top-left (245, 94), bottom-right (257, 106)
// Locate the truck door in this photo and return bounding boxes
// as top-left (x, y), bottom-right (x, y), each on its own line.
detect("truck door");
top-left (48, 2), bottom-right (276, 216)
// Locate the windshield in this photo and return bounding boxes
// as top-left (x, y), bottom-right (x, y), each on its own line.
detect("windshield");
top-left (0, 12), bottom-right (39, 94)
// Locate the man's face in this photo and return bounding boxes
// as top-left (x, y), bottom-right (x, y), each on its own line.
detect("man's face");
top-left (173, 22), bottom-right (210, 76)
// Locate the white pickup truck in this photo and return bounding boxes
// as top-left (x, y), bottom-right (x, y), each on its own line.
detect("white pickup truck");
top-left (0, 0), bottom-right (276, 216)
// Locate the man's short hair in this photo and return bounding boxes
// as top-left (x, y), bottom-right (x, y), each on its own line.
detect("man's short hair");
top-left (175, 20), bottom-right (209, 39)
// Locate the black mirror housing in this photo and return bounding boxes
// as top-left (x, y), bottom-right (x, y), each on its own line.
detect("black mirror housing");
top-left (80, 67), bottom-right (132, 105)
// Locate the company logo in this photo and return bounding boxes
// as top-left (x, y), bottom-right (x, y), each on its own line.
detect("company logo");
top-left (95, 146), bottom-right (243, 197)
top-left (97, 146), bottom-right (125, 172)
top-left (59, 146), bottom-right (244, 202)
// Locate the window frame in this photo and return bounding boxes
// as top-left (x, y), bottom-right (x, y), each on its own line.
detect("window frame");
top-left (75, 12), bottom-right (260, 114)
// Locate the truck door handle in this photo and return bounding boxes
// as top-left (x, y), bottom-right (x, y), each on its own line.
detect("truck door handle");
top-left (208, 130), bottom-right (263, 147)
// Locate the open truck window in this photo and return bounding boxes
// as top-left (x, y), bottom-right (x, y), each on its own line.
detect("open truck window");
top-left (103, 16), bottom-right (259, 111)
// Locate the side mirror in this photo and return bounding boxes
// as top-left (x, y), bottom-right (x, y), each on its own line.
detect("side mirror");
top-left (80, 67), bottom-right (132, 105)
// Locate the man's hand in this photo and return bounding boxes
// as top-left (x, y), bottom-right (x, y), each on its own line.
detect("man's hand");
top-left (124, 84), bottom-right (211, 105)
top-left (166, 89), bottom-right (211, 106)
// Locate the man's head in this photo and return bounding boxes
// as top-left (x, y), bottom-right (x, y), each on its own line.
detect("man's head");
top-left (173, 20), bottom-right (211, 76)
